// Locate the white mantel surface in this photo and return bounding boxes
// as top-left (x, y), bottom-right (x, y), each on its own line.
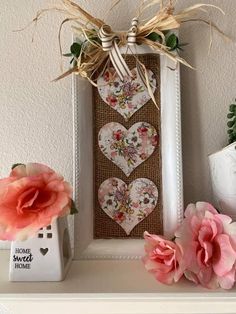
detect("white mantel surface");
top-left (0, 251), bottom-right (235, 314)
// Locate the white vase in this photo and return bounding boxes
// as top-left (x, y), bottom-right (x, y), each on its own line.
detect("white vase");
top-left (9, 216), bottom-right (72, 282)
top-left (209, 142), bottom-right (236, 218)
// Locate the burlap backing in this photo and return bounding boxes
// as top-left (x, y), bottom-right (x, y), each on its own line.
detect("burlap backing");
top-left (93, 54), bottom-right (162, 238)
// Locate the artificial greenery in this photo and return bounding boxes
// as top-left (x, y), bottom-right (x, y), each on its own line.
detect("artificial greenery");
top-left (147, 32), bottom-right (187, 52)
top-left (146, 32), bottom-right (162, 42)
top-left (63, 30), bottom-right (102, 67)
top-left (63, 42), bottom-right (82, 67)
top-left (227, 101), bottom-right (236, 145)
top-left (64, 31), bottom-right (185, 68)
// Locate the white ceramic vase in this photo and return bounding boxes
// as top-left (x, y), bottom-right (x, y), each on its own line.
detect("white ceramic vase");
top-left (209, 142), bottom-right (236, 219)
top-left (9, 216), bottom-right (72, 282)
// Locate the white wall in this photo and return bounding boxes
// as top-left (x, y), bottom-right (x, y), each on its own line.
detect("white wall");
top-left (0, 0), bottom-right (235, 210)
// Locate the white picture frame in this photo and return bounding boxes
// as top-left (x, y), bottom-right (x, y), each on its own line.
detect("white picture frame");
top-left (72, 45), bottom-right (183, 260)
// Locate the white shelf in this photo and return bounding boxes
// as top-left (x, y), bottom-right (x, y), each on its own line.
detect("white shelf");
top-left (0, 250), bottom-right (236, 314)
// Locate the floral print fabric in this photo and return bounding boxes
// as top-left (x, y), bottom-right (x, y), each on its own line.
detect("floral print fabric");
top-left (98, 177), bottom-right (158, 235)
top-left (98, 122), bottom-right (158, 177)
top-left (97, 67), bottom-right (156, 121)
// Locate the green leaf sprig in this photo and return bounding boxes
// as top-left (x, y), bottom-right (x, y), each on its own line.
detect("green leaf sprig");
top-left (63, 30), bottom-right (101, 68)
top-left (63, 42), bottom-right (82, 67)
top-left (64, 32), bottom-right (186, 70)
top-left (166, 33), bottom-right (187, 51)
top-left (146, 32), bottom-right (188, 52)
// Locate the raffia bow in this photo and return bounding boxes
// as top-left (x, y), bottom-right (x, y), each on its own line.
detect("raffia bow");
top-left (28, 0), bottom-right (229, 91)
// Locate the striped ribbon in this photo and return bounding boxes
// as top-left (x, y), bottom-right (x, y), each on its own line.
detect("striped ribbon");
top-left (127, 17), bottom-right (139, 46)
top-left (99, 18), bottom-right (139, 81)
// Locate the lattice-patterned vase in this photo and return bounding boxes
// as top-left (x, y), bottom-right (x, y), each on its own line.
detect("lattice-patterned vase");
top-left (9, 216), bottom-right (72, 281)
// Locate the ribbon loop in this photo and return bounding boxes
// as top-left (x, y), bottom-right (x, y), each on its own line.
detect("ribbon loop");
top-left (127, 17), bottom-right (139, 46)
top-left (99, 24), bottom-right (117, 51)
top-left (99, 24), bottom-right (132, 81)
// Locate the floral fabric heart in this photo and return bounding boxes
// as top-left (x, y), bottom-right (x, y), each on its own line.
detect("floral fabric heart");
top-left (98, 122), bottom-right (158, 177)
top-left (97, 67), bottom-right (156, 121)
top-left (98, 177), bottom-right (158, 235)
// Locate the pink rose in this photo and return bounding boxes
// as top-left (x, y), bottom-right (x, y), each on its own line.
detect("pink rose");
top-left (0, 163), bottom-right (72, 241)
top-left (143, 231), bottom-right (184, 285)
top-left (176, 202), bottom-right (236, 289)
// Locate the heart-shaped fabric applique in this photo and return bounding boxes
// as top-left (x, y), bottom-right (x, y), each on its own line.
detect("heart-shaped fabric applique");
top-left (98, 122), bottom-right (158, 177)
top-left (97, 67), bottom-right (156, 121)
top-left (98, 178), bottom-right (158, 235)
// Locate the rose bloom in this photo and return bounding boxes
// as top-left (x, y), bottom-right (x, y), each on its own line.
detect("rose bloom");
top-left (137, 126), bottom-right (148, 135)
top-left (143, 231), bottom-right (184, 285)
top-left (0, 163), bottom-right (72, 241)
top-left (113, 129), bottom-right (123, 141)
top-left (106, 95), bottom-right (117, 107)
top-left (175, 202), bottom-right (236, 289)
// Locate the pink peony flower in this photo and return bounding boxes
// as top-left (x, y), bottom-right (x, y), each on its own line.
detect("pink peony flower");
top-left (143, 231), bottom-right (184, 285)
top-left (0, 163), bottom-right (73, 241)
top-left (175, 202), bottom-right (236, 289)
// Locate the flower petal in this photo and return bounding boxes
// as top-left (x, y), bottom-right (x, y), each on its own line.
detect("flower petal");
top-left (213, 234), bottom-right (236, 276)
top-left (0, 163), bottom-right (72, 240)
top-left (26, 163), bottom-right (54, 177)
top-left (217, 268), bottom-right (236, 290)
top-left (196, 202), bottom-right (218, 215)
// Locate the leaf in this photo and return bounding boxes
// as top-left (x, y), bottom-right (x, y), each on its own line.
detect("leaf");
top-left (70, 199), bottom-right (78, 215)
top-left (70, 42), bottom-right (81, 57)
top-left (146, 32), bottom-right (161, 42)
top-left (229, 104), bottom-right (236, 112)
top-left (166, 33), bottom-right (179, 51)
top-left (227, 121), bottom-right (235, 128)
top-left (227, 113), bottom-right (234, 119)
top-left (11, 163), bottom-right (25, 170)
